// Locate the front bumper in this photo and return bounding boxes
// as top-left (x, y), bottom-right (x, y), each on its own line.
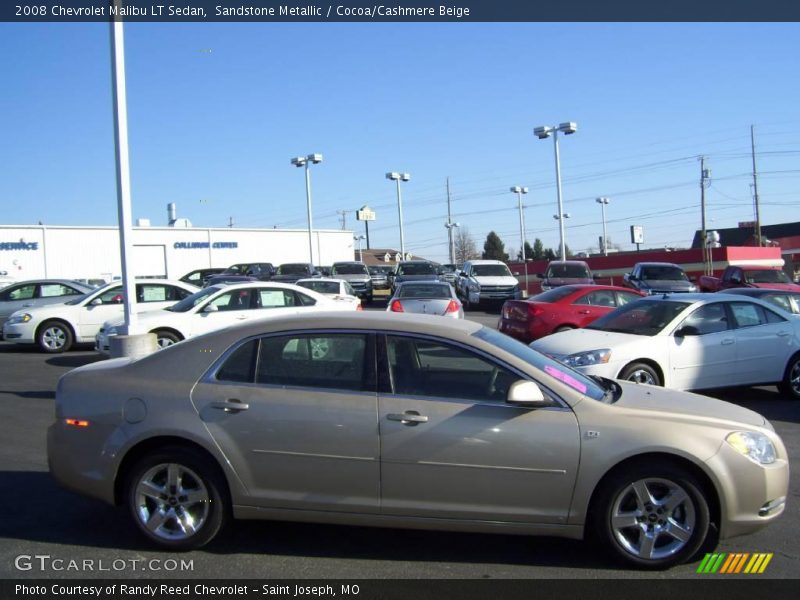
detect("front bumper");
top-left (2, 321), bottom-right (35, 344)
top-left (469, 288), bottom-right (521, 304)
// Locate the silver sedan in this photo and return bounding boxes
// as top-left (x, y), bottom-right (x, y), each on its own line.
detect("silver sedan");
top-left (387, 281), bottom-right (463, 318)
top-left (48, 312), bottom-right (788, 569)
top-left (0, 279), bottom-right (93, 330)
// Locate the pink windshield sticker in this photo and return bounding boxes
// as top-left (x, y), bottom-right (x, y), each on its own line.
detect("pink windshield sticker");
top-left (544, 365), bottom-right (588, 394)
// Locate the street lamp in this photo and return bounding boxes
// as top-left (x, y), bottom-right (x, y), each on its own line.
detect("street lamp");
top-left (534, 121), bottom-right (577, 261)
top-left (444, 221), bottom-right (460, 265)
top-left (354, 234), bottom-right (366, 262)
top-left (386, 172), bottom-right (410, 258)
top-left (290, 153), bottom-right (323, 266)
top-left (510, 186), bottom-right (530, 294)
top-left (596, 197), bottom-right (610, 256)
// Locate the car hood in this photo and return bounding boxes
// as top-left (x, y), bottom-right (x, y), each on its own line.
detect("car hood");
top-left (613, 380), bottom-right (767, 428)
top-left (335, 274), bottom-right (371, 282)
top-left (102, 308), bottom-right (172, 330)
top-left (749, 282), bottom-right (800, 291)
top-left (638, 280), bottom-right (696, 292)
top-left (545, 277), bottom-right (593, 286)
top-left (470, 276), bottom-right (517, 285)
top-left (530, 327), bottom-right (646, 357)
top-left (272, 274), bottom-right (307, 282)
top-left (396, 274), bottom-right (439, 282)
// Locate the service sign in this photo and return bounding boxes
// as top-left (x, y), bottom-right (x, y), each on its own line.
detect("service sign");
top-left (356, 206), bottom-right (375, 221)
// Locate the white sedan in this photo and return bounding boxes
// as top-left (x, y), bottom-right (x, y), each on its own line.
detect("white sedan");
top-left (96, 281), bottom-right (358, 353)
top-left (294, 278), bottom-right (363, 310)
top-left (530, 293), bottom-right (800, 398)
top-left (2, 279), bottom-right (197, 353)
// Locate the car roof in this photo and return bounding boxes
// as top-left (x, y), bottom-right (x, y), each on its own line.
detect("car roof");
top-left (634, 262), bottom-right (682, 268)
top-left (1, 278), bottom-right (94, 288)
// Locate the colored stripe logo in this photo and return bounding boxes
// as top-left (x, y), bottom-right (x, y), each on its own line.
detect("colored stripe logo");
top-left (697, 553), bottom-right (773, 574)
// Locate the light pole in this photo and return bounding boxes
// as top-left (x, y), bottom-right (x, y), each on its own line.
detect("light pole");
top-left (534, 122), bottom-right (577, 261)
top-left (291, 153), bottom-right (323, 266)
top-left (386, 172), bottom-right (410, 259)
top-left (444, 221), bottom-right (460, 265)
top-left (553, 213), bottom-right (571, 256)
top-left (510, 186), bottom-right (530, 294)
top-left (596, 197), bottom-right (610, 256)
top-left (354, 234), bottom-right (366, 262)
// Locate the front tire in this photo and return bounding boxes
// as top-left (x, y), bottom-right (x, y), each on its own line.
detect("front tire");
top-left (778, 353), bottom-right (800, 399)
top-left (592, 464), bottom-right (710, 569)
top-left (152, 330), bottom-right (182, 349)
top-left (619, 362), bottom-right (661, 386)
top-left (37, 320), bottom-right (74, 353)
top-left (125, 447), bottom-right (228, 550)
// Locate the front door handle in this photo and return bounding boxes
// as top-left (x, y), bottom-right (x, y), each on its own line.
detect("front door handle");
top-left (777, 330), bottom-right (790, 338)
top-left (210, 399), bottom-right (250, 413)
top-left (387, 411), bottom-right (428, 426)
top-left (721, 338), bottom-right (735, 345)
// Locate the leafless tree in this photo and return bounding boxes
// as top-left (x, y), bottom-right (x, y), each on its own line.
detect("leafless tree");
top-left (454, 227), bottom-right (480, 263)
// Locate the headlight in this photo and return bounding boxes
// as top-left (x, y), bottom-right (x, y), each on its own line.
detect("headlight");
top-left (563, 348), bottom-right (612, 368)
top-left (469, 284), bottom-right (480, 292)
top-left (7, 313), bottom-right (32, 325)
top-left (726, 431), bottom-right (776, 465)
top-left (688, 284), bottom-right (697, 292)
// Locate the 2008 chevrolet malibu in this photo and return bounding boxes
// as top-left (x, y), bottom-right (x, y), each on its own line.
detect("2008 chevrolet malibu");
top-left (47, 312), bottom-right (789, 569)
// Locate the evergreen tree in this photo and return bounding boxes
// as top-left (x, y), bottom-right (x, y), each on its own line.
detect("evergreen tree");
top-left (532, 238), bottom-right (545, 260)
top-left (482, 231), bottom-right (509, 261)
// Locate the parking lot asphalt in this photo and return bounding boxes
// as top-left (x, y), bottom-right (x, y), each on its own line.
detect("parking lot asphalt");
top-left (0, 306), bottom-right (798, 580)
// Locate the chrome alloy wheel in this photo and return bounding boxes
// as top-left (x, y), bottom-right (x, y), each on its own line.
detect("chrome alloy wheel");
top-left (42, 326), bottom-right (67, 350)
top-left (610, 477), bottom-right (696, 561)
top-left (626, 369), bottom-right (657, 385)
top-left (134, 463), bottom-right (210, 541)
top-left (157, 337), bottom-right (177, 349)
top-left (789, 359), bottom-right (800, 396)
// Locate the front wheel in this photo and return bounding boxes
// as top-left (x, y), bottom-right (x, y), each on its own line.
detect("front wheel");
top-left (125, 447), bottom-right (228, 550)
top-left (592, 464), bottom-right (710, 569)
top-left (37, 320), bottom-right (74, 353)
top-left (778, 353), bottom-right (800, 399)
top-left (619, 362), bottom-right (661, 386)
top-left (152, 330), bottom-right (182, 349)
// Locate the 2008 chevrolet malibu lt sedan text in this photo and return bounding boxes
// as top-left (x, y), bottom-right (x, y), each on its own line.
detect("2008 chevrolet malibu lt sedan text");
top-left (47, 312), bottom-right (789, 569)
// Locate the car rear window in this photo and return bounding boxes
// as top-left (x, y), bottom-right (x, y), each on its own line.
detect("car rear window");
top-left (531, 287), bottom-right (576, 303)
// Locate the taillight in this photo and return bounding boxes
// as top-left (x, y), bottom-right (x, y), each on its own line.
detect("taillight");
top-left (65, 419), bottom-right (90, 428)
top-left (445, 299), bottom-right (460, 313)
top-left (527, 303), bottom-right (545, 318)
top-left (390, 299), bottom-right (404, 312)
top-left (356, 303), bottom-right (364, 311)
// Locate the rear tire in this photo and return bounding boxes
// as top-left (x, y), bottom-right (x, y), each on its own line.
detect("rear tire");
top-left (619, 362), bottom-right (661, 386)
top-left (592, 463), bottom-right (710, 569)
top-left (37, 320), bottom-right (74, 353)
top-left (778, 353), bottom-right (800, 400)
top-left (125, 446), bottom-right (228, 550)
top-left (554, 325), bottom-right (575, 333)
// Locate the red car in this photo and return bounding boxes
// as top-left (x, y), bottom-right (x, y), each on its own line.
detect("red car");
top-left (498, 284), bottom-right (645, 343)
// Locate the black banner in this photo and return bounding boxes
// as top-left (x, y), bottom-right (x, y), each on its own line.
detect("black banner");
top-left (2, 0), bottom-right (800, 23)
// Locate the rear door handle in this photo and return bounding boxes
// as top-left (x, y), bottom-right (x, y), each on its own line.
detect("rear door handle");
top-left (721, 338), bottom-right (735, 345)
top-left (777, 330), bottom-right (790, 337)
top-left (387, 412), bottom-right (428, 425)
top-left (210, 399), bottom-right (250, 413)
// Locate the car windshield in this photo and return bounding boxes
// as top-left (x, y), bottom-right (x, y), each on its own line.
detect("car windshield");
top-left (531, 286), bottom-right (577, 303)
top-left (277, 264), bottom-right (309, 275)
top-left (333, 264), bottom-right (368, 275)
top-left (641, 266), bottom-right (688, 281)
top-left (547, 264), bottom-right (590, 278)
top-left (473, 327), bottom-right (606, 402)
top-left (368, 267), bottom-right (386, 275)
top-left (398, 284), bottom-right (451, 299)
top-left (762, 293), bottom-right (800, 314)
top-left (472, 264), bottom-right (512, 277)
top-left (745, 270), bottom-right (791, 284)
top-left (585, 299), bottom-right (691, 336)
top-left (398, 263), bottom-right (436, 275)
top-left (67, 283), bottom-right (119, 305)
top-left (223, 264), bottom-right (248, 275)
top-left (297, 281), bottom-right (340, 295)
top-left (166, 286), bottom-right (220, 312)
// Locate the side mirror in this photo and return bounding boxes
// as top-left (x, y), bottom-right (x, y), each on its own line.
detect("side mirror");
top-left (506, 380), bottom-right (548, 406)
top-left (674, 325), bottom-right (699, 337)
top-left (91, 298), bottom-right (103, 306)
top-left (536, 273), bottom-right (545, 279)
top-left (203, 304), bottom-right (219, 313)
top-left (459, 271), bottom-right (467, 277)
top-left (730, 276), bottom-right (741, 285)
top-left (624, 273), bottom-right (633, 282)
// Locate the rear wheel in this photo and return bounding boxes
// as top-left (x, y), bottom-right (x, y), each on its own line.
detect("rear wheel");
top-left (554, 325), bottom-right (575, 333)
top-left (778, 353), bottom-right (800, 399)
top-left (125, 446), bottom-right (228, 550)
top-left (37, 320), bottom-right (73, 353)
top-left (620, 362), bottom-right (661, 386)
top-left (593, 464), bottom-right (710, 569)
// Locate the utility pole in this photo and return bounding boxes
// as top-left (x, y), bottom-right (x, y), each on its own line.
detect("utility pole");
top-left (700, 157), bottom-right (711, 275)
top-left (751, 125), bottom-right (762, 247)
top-left (446, 178), bottom-right (454, 264)
top-left (337, 210), bottom-right (348, 230)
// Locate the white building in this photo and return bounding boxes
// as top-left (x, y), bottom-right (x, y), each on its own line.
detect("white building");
top-left (0, 223), bottom-right (356, 283)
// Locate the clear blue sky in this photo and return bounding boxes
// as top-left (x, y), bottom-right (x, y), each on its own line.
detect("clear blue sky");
top-left (1, 22), bottom-right (799, 262)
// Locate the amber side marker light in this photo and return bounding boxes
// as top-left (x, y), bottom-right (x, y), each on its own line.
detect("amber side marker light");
top-left (65, 419), bottom-right (90, 428)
